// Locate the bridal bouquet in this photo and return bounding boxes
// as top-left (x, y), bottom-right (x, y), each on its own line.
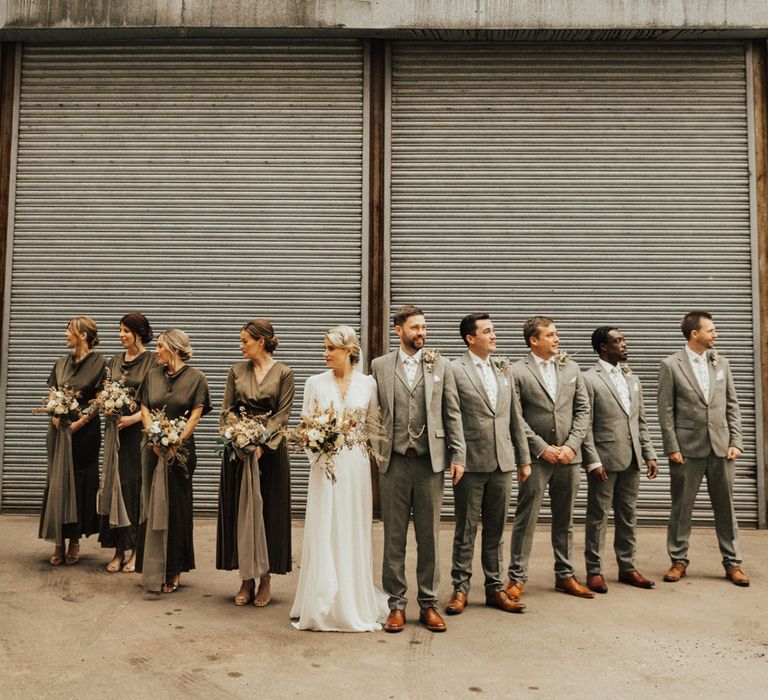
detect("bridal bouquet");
top-left (284, 403), bottom-right (383, 484)
top-left (89, 371), bottom-right (137, 418)
top-left (33, 386), bottom-right (82, 421)
top-left (143, 408), bottom-right (190, 476)
top-left (220, 409), bottom-right (273, 454)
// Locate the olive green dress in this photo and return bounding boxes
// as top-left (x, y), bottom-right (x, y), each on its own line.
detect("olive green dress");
top-left (135, 365), bottom-right (212, 585)
top-left (216, 361), bottom-right (295, 575)
top-left (98, 351), bottom-right (156, 551)
top-left (39, 352), bottom-right (107, 542)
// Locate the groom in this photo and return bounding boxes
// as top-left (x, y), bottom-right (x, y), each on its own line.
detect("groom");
top-left (372, 304), bottom-right (466, 633)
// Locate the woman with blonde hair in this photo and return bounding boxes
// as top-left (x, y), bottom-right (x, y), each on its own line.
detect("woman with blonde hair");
top-left (290, 325), bottom-right (388, 631)
top-left (40, 316), bottom-right (106, 566)
top-left (135, 329), bottom-right (211, 593)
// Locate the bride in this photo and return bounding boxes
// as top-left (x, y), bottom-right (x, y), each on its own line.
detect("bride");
top-left (290, 325), bottom-right (388, 632)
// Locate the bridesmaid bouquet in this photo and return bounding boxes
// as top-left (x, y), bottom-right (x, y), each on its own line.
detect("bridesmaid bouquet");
top-left (220, 409), bottom-right (273, 454)
top-left (143, 408), bottom-right (190, 476)
top-left (32, 386), bottom-right (82, 421)
top-left (89, 371), bottom-right (137, 417)
top-left (284, 403), bottom-right (382, 484)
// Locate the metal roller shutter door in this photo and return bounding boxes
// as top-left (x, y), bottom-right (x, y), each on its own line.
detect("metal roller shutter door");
top-left (389, 41), bottom-right (760, 526)
top-left (1, 42), bottom-right (365, 516)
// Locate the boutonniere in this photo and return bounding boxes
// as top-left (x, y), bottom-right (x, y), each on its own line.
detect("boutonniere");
top-left (555, 351), bottom-right (572, 370)
top-left (707, 350), bottom-right (719, 369)
top-left (422, 348), bottom-right (441, 373)
top-left (619, 362), bottom-right (632, 377)
top-left (493, 355), bottom-right (511, 374)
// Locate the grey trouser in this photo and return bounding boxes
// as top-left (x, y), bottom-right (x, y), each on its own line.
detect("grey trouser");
top-left (379, 452), bottom-right (444, 610)
top-left (667, 451), bottom-right (741, 567)
top-left (508, 462), bottom-right (580, 583)
top-left (451, 468), bottom-right (513, 595)
top-left (584, 466), bottom-right (641, 575)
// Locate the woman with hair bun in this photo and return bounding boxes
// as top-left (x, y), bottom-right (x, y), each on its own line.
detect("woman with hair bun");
top-left (135, 329), bottom-right (212, 593)
top-left (98, 312), bottom-right (156, 573)
top-left (290, 325), bottom-right (388, 631)
top-left (217, 318), bottom-right (295, 606)
top-left (40, 316), bottom-right (107, 566)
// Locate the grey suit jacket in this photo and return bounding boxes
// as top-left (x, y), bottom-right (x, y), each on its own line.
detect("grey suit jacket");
top-left (371, 350), bottom-right (466, 473)
top-left (657, 349), bottom-right (742, 459)
top-left (511, 352), bottom-right (590, 464)
top-left (582, 362), bottom-right (657, 471)
top-left (451, 352), bottom-right (531, 472)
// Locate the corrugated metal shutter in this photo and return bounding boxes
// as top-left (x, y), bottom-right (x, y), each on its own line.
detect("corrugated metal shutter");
top-left (1, 42), bottom-right (365, 516)
top-left (389, 41), bottom-right (759, 526)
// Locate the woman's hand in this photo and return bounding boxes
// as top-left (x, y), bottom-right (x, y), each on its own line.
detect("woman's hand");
top-left (117, 412), bottom-right (141, 431)
top-left (70, 417), bottom-right (86, 434)
top-left (51, 417), bottom-right (61, 431)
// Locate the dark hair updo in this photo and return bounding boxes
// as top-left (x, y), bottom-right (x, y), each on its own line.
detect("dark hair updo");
top-left (242, 318), bottom-right (279, 354)
top-left (120, 312), bottom-right (153, 344)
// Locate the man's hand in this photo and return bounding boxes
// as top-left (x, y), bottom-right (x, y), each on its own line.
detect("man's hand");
top-left (726, 447), bottom-right (742, 461)
top-left (517, 464), bottom-right (531, 482)
top-left (540, 445), bottom-right (561, 464)
top-left (646, 460), bottom-right (659, 479)
top-left (667, 451), bottom-right (684, 464)
top-left (557, 445), bottom-right (576, 464)
top-left (589, 466), bottom-right (608, 482)
top-left (450, 462), bottom-right (465, 486)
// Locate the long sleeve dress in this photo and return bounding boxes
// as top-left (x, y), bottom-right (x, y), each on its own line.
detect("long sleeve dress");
top-left (216, 360), bottom-right (295, 575)
top-left (39, 352), bottom-right (107, 543)
top-left (98, 351), bottom-right (156, 552)
top-left (134, 364), bottom-right (212, 591)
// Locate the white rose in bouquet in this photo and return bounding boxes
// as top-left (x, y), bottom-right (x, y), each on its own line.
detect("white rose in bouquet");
top-left (54, 405), bottom-right (67, 415)
top-left (161, 437), bottom-right (170, 446)
top-left (236, 433), bottom-right (249, 448)
top-left (334, 433), bottom-right (346, 448)
top-left (307, 428), bottom-right (323, 444)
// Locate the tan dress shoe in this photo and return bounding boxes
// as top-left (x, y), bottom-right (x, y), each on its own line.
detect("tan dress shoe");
top-left (555, 576), bottom-right (595, 598)
top-left (504, 579), bottom-right (524, 601)
top-left (725, 565), bottom-right (750, 587)
top-left (619, 570), bottom-right (655, 589)
top-left (663, 562), bottom-right (687, 582)
top-left (384, 609), bottom-right (406, 633)
top-left (485, 589), bottom-right (525, 613)
top-left (586, 573), bottom-right (608, 593)
top-left (445, 591), bottom-right (468, 615)
top-left (419, 606), bottom-right (447, 632)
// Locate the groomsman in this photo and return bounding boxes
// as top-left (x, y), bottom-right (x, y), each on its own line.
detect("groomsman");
top-left (582, 326), bottom-right (658, 594)
top-left (657, 311), bottom-right (749, 586)
top-left (506, 316), bottom-right (593, 599)
top-left (371, 304), bottom-right (466, 632)
top-left (446, 314), bottom-right (530, 615)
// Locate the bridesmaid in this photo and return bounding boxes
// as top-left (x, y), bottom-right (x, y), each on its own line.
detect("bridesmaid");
top-left (135, 329), bottom-right (212, 593)
top-left (98, 312), bottom-right (156, 573)
top-left (40, 316), bottom-right (106, 566)
top-left (217, 319), bottom-right (295, 606)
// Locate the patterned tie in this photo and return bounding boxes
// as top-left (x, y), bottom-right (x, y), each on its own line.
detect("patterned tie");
top-left (479, 360), bottom-right (497, 410)
top-left (694, 356), bottom-right (710, 401)
top-left (540, 361), bottom-right (556, 400)
top-left (610, 366), bottom-right (631, 413)
top-left (403, 355), bottom-right (418, 387)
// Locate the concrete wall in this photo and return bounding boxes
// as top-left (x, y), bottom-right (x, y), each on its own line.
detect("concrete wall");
top-left (1, 0), bottom-right (767, 34)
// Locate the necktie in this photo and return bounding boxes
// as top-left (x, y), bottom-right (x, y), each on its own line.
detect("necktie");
top-left (694, 356), bottom-right (710, 400)
top-left (611, 366), bottom-right (631, 413)
top-left (403, 356), bottom-right (418, 387)
top-left (540, 361), bottom-right (556, 399)
top-left (479, 361), bottom-right (497, 410)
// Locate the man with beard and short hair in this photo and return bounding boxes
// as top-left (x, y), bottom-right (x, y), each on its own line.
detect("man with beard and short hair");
top-left (658, 311), bottom-right (748, 587)
top-left (371, 304), bottom-right (466, 632)
top-left (582, 326), bottom-right (658, 594)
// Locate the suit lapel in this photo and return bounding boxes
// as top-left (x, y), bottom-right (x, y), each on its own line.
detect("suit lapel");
top-left (463, 353), bottom-right (494, 412)
top-left (423, 358), bottom-right (434, 407)
top-left (524, 353), bottom-right (554, 404)
top-left (384, 351), bottom-right (399, 415)
top-left (491, 359), bottom-right (508, 414)
top-left (595, 362), bottom-right (629, 416)
top-left (707, 357), bottom-right (716, 403)
top-left (677, 350), bottom-right (706, 403)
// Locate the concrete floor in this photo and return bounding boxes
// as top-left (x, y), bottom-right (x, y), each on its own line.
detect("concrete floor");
top-left (0, 515), bottom-right (766, 700)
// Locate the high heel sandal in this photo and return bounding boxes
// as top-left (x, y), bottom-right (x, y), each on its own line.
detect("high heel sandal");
top-left (65, 542), bottom-right (80, 566)
top-left (106, 553), bottom-right (125, 573)
top-left (253, 575), bottom-right (271, 608)
top-left (161, 575), bottom-right (180, 593)
top-left (234, 580), bottom-right (255, 606)
top-left (48, 545), bottom-right (65, 566)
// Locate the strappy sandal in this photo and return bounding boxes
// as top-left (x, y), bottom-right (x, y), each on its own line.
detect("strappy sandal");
top-left (106, 554), bottom-right (124, 573)
top-left (65, 542), bottom-right (80, 566)
top-left (162, 575), bottom-right (180, 594)
top-left (234, 580), bottom-right (255, 606)
top-left (49, 545), bottom-right (65, 566)
top-left (253, 575), bottom-right (271, 607)
top-left (121, 561), bottom-right (136, 574)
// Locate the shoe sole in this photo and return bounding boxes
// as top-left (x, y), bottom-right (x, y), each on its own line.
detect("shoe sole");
top-left (384, 626), bottom-right (405, 633)
top-left (485, 602), bottom-right (525, 613)
top-left (663, 574), bottom-right (686, 582)
top-left (554, 587), bottom-right (595, 599)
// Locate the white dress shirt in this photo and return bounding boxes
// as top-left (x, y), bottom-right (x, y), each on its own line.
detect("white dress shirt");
top-left (533, 353), bottom-right (557, 401)
top-left (685, 345), bottom-right (710, 403)
top-left (599, 358), bottom-right (631, 414)
top-left (469, 350), bottom-right (498, 409)
top-left (399, 348), bottom-right (423, 387)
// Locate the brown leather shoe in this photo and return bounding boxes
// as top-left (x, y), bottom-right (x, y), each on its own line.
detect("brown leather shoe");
top-left (555, 576), bottom-right (595, 598)
top-left (485, 589), bottom-right (525, 613)
top-left (586, 573), bottom-right (608, 594)
top-left (504, 579), bottom-right (524, 601)
top-left (445, 591), bottom-right (468, 615)
top-left (383, 609), bottom-right (406, 633)
top-left (725, 565), bottom-right (750, 587)
top-left (419, 606), bottom-right (447, 632)
top-left (619, 570), bottom-right (655, 589)
top-left (663, 562), bottom-right (687, 582)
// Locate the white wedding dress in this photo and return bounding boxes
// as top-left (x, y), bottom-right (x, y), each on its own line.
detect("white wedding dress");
top-left (290, 369), bottom-right (389, 632)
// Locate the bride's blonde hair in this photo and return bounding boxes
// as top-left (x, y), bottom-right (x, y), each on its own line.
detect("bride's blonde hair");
top-left (325, 325), bottom-right (361, 366)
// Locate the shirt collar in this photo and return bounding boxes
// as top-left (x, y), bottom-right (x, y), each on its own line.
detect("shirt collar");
top-left (468, 350), bottom-right (490, 367)
top-left (599, 358), bottom-right (621, 375)
top-left (532, 353), bottom-right (553, 368)
top-left (685, 345), bottom-right (706, 363)
top-left (399, 348), bottom-right (422, 365)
